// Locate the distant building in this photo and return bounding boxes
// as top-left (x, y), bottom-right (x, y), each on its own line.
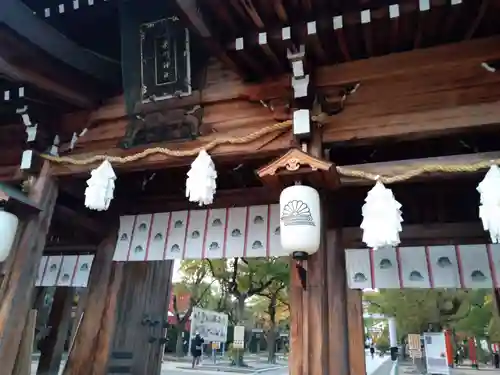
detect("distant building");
top-left (168, 291), bottom-right (191, 330)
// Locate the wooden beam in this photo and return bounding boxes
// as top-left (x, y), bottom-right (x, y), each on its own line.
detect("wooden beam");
top-left (0, 55), bottom-right (94, 109)
top-left (342, 221), bottom-right (487, 248)
top-left (80, 35), bottom-right (500, 125)
top-left (54, 205), bottom-right (106, 237)
top-left (0, 162), bottom-right (58, 374)
top-left (0, 0), bottom-right (119, 84)
top-left (336, 151), bottom-right (500, 185)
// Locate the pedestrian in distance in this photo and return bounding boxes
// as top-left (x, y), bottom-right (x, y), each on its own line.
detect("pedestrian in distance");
top-left (191, 332), bottom-right (204, 368)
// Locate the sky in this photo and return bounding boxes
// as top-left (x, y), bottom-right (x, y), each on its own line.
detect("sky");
top-left (172, 260), bottom-right (181, 282)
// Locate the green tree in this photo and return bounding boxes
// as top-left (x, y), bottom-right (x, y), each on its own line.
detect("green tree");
top-left (257, 278), bottom-right (289, 363)
top-left (363, 290), bottom-right (489, 339)
top-left (172, 261), bottom-right (214, 357)
top-left (205, 257), bottom-right (289, 366)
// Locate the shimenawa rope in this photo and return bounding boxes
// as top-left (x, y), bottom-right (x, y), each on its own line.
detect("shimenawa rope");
top-left (40, 119), bottom-right (497, 184)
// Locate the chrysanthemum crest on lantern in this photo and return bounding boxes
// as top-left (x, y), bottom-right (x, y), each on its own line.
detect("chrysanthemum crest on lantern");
top-left (477, 165), bottom-right (500, 243)
top-left (360, 180), bottom-right (403, 249)
top-left (186, 149), bottom-right (217, 206)
top-left (84, 160), bottom-right (116, 211)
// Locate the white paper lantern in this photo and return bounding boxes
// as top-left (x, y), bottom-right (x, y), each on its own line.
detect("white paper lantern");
top-left (0, 210), bottom-right (19, 262)
top-left (279, 185), bottom-right (321, 259)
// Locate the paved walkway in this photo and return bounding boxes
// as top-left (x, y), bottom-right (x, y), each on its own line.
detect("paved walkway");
top-left (31, 351), bottom-right (395, 375)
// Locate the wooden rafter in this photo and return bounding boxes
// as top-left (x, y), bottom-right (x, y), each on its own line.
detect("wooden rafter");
top-left (172, 0), bottom-right (244, 76)
top-left (0, 0), bottom-right (118, 84)
top-left (0, 0), bottom-right (119, 108)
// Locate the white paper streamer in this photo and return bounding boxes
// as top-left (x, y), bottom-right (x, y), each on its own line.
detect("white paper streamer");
top-left (186, 150), bottom-right (217, 206)
top-left (84, 160), bottom-right (116, 211)
top-left (361, 181), bottom-right (403, 249)
top-left (477, 165), bottom-right (500, 243)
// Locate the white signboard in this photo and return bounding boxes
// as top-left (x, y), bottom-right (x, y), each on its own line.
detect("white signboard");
top-left (233, 325), bottom-right (245, 349)
top-left (423, 332), bottom-right (450, 375)
top-left (190, 307), bottom-right (228, 343)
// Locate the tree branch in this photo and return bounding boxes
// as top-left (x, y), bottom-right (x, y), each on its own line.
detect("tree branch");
top-left (248, 277), bottom-right (279, 297)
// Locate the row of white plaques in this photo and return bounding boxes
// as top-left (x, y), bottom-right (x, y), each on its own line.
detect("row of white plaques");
top-left (38, 245), bottom-right (500, 290)
top-left (346, 244), bottom-right (500, 289)
top-left (114, 205), bottom-right (285, 261)
top-left (35, 255), bottom-right (94, 287)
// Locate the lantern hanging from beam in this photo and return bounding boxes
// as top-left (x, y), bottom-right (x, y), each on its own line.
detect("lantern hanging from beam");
top-left (0, 209), bottom-right (19, 262)
top-left (477, 165), bottom-right (500, 243)
top-left (279, 184), bottom-right (321, 260)
top-left (361, 180), bottom-right (403, 249)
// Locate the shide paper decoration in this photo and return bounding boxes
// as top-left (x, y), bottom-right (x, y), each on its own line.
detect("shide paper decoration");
top-left (361, 180), bottom-right (403, 250)
top-left (186, 150), bottom-right (217, 206)
top-left (85, 160), bottom-right (116, 211)
top-left (477, 165), bottom-right (500, 243)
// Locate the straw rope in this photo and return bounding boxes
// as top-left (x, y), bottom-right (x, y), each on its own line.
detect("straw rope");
top-left (41, 119), bottom-right (497, 184)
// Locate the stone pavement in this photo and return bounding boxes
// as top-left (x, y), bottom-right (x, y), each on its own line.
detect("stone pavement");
top-left (398, 358), bottom-right (500, 375)
top-left (30, 351), bottom-right (395, 375)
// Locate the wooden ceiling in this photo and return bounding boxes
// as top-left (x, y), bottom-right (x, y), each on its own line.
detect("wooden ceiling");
top-left (177, 0), bottom-right (500, 79)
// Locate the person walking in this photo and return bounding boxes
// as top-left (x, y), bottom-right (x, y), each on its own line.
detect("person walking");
top-left (191, 332), bottom-right (204, 368)
top-left (370, 344), bottom-right (375, 359)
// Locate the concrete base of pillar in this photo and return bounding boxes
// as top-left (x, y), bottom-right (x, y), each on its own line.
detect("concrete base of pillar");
top-left (390, 346), bottom-right (398, 361)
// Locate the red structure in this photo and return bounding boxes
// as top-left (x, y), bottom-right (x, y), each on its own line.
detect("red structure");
top-left (167, 292), bottom-right (191, 330)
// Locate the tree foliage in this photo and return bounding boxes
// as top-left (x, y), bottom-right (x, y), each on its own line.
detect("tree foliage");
top-left (205, 257), bottom-right (289, 322)
top-left (364, 289), bottom-right (495, 341)
top-left (171, 260), bottom-right (214, 357)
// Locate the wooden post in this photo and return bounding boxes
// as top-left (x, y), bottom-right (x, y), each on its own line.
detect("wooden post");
top-left (63, 230), bottom-right (121, 375)
top-left (347, 289), bottom-right (367, 375)
top-left (37, 287), bottom-right (75, 375)
top-left (0, 162), bottom-right (58, 374)
top-left (13, 310), bottom-right (37, 375)
top-left (110, 261), bottom-right (174, 375)
top-left (289, 215), bottom-right (355, 375)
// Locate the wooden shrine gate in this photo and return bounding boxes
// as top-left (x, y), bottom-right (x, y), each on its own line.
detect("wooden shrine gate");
top-left (0, 0), bottom-right (499, 374)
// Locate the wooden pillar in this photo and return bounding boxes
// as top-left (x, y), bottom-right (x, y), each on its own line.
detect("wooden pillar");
top-left (290, 214), bottom-right (365, 375)
top-left (347, 289), bottom-right (367, 375)
top-left (0, 163), bottom-right (58, 374)
top-left (37, 287), bottom-right (75, 375)
top-left (111, 261), bottom-right (174, 375)
top-left (63, 230), bottom-right (122, 375)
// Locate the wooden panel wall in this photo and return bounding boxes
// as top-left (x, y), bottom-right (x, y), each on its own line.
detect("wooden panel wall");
top-left (111, 261), bottom-right (173, 375)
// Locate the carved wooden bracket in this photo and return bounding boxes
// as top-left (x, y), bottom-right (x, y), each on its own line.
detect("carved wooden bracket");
top-left (256, 148), bottom-right (340, 190)
top-left (120, 104), bottom-right (204, 149)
